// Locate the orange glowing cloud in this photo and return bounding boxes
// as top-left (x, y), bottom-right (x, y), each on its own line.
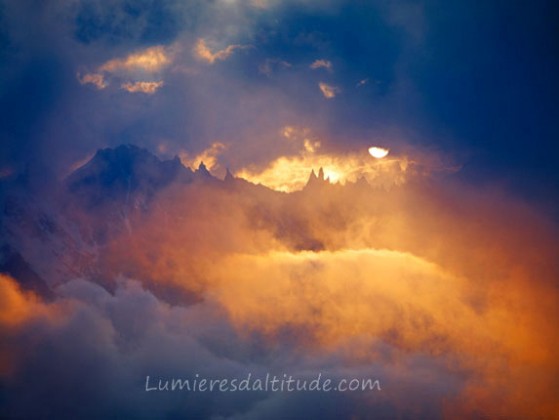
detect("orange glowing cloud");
top-left (0, 274), bottom-right (41, 328)
top-left (0, 275), bottom-right (69, 377)
top-left (77, 72), bottom-right (108, 89)
top-left (179, 142), bottom-right (227, 172)
top-left (0, 274), bottom-right (71, 335)
top-left (235, 144), bottom-right (407, 192)
top-left (121, 81), bottom-right (164, 94)
top-left (77, 45), bottom-right (174, 94)
top-left (193, 39), bottom-right (250, 64)
top-left (93, 151), bottom-right (559, 418)
top-left (51, 140), bottom-right (558, 419)
top-left (237, 153), bottom-right (397, 191)
top-left (318, 82), bottom-right (340, 98)
top-left (100, 46), bottom-right (172, 73)
top-left (204, 244), bottom-right (558, 417)
top-left (234, 127), bottom-right (457, 191)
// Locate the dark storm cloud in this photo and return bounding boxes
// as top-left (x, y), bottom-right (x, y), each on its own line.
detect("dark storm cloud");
top-left (409, 0), bottom-right (559, 207)
top-left (74, 0), bottom-right (189, 46)
top-left (1, 0), bottom-right (408, 175)
top-left (0, 0), bottom-right (197, 174)
top-left (0, 0), bottom-right (557, 205)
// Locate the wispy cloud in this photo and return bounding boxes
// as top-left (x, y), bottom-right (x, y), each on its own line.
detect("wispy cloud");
top-left (318, 82), bottom-right (340, 99)
top-left (258, 58), bottom-right (292, 76)
top-left (310, 59), bottom-right (332, 71)
top-left (77, 72), bottom-right (108, 90)
top-left (356, 78), bottom-right (369, 87)
top-left (121, 81), bottom-right (164, 94)
top-left (194, 38), bottom-right (250, 64)
top-left (77, 45), bottom-right (173, 94)
top-left (179, 142), bottom-right (227, 172)
top-left (99, 46), bottom-right (172, 73)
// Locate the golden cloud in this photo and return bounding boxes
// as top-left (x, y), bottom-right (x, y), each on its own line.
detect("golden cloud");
top-left (208, 245), bottom-right (558, 417)
top-left (235, 131), bottom-right (443, 191)
top-left (0, 275), bottom-right (70, 377)
top-left (237, 153), bottom-right (403, 191)
top-left (99, 46), bottom-right (172, 73)
top-left (77, 45), bottom-right (174, 94)
top-left (318, 82), bottom-right (340, 99)
top-left (100, 170), bottom-right (559, 418)
top-left (121, 81), bottom-right (164, 94)
top-left (193, 38), bottom-right (250, 64)
top-left (91, 149), bottom-right (559, 418)
top-left (179, 142), bottom-right (227, 172)
top-left (76, 72), bottom-right (107, 89)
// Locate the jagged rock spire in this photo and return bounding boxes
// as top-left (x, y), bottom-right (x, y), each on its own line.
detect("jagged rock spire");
top-left (306, 168), bottom-right (327, 188)
top-left (197, 161), bottom-right (211, 176)
top-left (224, 168), bottom-right (235, 182)
top-left (307, 169), bottom-right (318, 184)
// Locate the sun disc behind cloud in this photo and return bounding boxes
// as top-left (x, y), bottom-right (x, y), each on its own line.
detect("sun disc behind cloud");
top-left (369, 146), bottom-right (389, 159)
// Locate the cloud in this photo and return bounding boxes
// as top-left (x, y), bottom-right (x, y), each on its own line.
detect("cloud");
top-left (310, 59), bottom-right (332, 71)
top-left (179, 142), bottom-right (227, 172)
top-left (1, 269), bottom-right (451, 418)
top-left (120, 81), bottom-right (164, 94)
top-left (235, 127), bottom-right (454, 191)
top-left (77, 72), bottom-right (108, 89)
top-left (72, 0), bottom-right (189, 45)
top-left (237, 152), bottom-right (409, 192)
top-left (193, 38), bottom-right (250, 64)
top-left (0, 274), bottom-right (69, 376)
top-left (76, 45), bottom-right (173, 95)
top-left (1, 0), bottom-right (559, 416)
top-left (258, 58), bottom-right (292, 76)
top-left (3, 158), bottom-right (559, 418)
top-left (318, 82), bottom-right (339, 99)
top-left (99, 46), bottom-right (173, 74)
top-left (0, 274), bottom-right (42, 328)
top-left (356, 78), bottom-right (368, 87)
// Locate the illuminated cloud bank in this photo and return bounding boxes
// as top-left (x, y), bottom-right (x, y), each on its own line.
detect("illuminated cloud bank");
top-left (1, 145), bottom-right (557, 418)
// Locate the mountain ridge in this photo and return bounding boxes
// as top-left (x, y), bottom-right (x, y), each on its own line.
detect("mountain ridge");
top-left (0, 144), bottom-right (378, 300)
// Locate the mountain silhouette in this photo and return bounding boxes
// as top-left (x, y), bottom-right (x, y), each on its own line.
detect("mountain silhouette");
top-left (66, 144), bottom-right (194, 207)
top-left (1, 144), bottom-right (377, 301)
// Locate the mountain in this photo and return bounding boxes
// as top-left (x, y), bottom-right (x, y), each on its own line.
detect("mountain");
top-left (66, 144), bottom-right (194, 208)
top-left (0, 144), bottom-right (376, 300)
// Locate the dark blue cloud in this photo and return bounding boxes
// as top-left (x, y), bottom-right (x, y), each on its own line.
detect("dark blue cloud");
top-left (0, 55), bottom-right (69, 171)
top-left (0, 0), bottom-right (557, 208)
top-left (74, 0), bottom-right (187, 46)
top-left (409, 0), bottom-right (559, 205)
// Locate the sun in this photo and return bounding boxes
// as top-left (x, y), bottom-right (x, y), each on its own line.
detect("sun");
top-left (368, 146), bottom-right (389, 159)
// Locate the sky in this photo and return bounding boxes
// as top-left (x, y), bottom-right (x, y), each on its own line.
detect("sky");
top-left (0, 0), bottom-right (558, 207)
